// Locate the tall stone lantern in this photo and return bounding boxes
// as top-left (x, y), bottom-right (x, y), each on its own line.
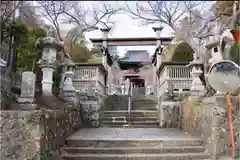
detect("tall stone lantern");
top-left (36, 30), bottom-right (63, 96)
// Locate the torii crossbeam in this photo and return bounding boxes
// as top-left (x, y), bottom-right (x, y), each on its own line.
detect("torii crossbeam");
top-left (89, 37), bottom-right (173, 47)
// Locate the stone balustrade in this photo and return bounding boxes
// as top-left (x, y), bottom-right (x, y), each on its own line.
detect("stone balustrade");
top-left (158, 65), bottom-right (192, 97)
top-left (72, 63), bottom-right (107, 95)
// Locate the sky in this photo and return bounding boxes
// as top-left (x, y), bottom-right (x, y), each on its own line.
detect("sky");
top-left (59, 13), bottom-right (173, 57)
top-left (36, 1), bottom-right (214, 57)
top-left (44, 1), bottom-right (174, 57)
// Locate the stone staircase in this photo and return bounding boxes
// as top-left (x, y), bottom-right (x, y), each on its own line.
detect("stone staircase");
top-left (60, 95), bottom-right (210, 160)
top-left (99, 96), bottom-right (159, 127)
top-left (61, 128), bottom-right (210, 160)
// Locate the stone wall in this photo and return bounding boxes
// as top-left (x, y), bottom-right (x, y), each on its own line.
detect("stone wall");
top-left (160, 103), bottom-right (181, 128)
top-left (0, 106), bottom-right (82, 160)
top-left (181, 95), bottom-right (240, 159)
top-left (0, 110), bottom-right (42, 160)
top-left (78, 92), bottom-right (107, 128)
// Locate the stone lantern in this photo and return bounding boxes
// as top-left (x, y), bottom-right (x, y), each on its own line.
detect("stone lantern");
top-left (36, 30), bottom-right (63, 96)
top-left (63, 60), bottom-right (76, 92)
top-left (188, 53), bottom-right (205, 98)
top-left (62, 60), bottom-right (77, 104)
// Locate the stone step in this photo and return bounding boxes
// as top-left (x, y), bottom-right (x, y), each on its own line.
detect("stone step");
top-left (62, 153), bottom-right (209, 160)
top-left (102, 110), bottom-right (158, 116)
top-left (104, 107), bottom-right (157, 111)
top-left (101, 121), bottom-right (159, 125)
top-left (101, 115), bottom-right (158, 119)
top-left (101, 124), bottom-right (159, 128)
top-left (65, 139), bottom-right (203, 148)
top-left (106, 103), bottom-right (157, 107)
top-left (101, 120), bottom-right (128, 124)
top-left (100, 116), bottom-right (128, 121)
top-left (107, 102), bottom-right (157, 106)
top-left (131, 107), bottom-right (157, 110)
top-left (63, 146), bottom-right (205, 154)
top-left (101, 117), bottom-right (158, 121)
top-left (131, 117), bottom-right (159, 120)
top-left (132, 102), bottom-right (157, 105)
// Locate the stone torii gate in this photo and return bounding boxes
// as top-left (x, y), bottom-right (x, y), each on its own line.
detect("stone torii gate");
top-left (89, 27), bottom-right (173, 94)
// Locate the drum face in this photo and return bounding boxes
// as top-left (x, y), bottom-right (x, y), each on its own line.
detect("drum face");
top-left (208, 61), bottom-right (240, 93)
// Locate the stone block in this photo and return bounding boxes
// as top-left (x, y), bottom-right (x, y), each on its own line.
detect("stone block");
top-left (0, 111), bottom-right (42, 160)
top-left (17, 97), bottom-right (35, 104)
top-left (181, 96), bottom-right (231, 158)
top-left (20, 72), bottom-right (36, 98)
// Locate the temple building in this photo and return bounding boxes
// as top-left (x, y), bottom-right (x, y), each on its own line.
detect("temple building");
top-left (116, 50), bottom-right (153, 91)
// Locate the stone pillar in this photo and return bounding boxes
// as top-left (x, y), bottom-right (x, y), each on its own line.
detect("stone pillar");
top-left (153, 26), bottom-right (163, 47)
top-left (100, 28), bottom-right (111, 94)
top-left (152, 26), bottom-right (164, 86)
top-left (17, 71), bottom-right (36, 109)
top-left (189, 53), bottom-right (205, 99)
top-left (36, 33), bottom-right (63, 96)
top-left (100, 28), bottom-right (111, 69)
top-left (59, 65), bottom-right (67, 91)
top-left (62, 63), bottom-right (77, 105)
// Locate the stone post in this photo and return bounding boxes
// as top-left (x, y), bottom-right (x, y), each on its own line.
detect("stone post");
top-left (62, 62), bottom-right (77, 105)
top-left (17, 71), bottom-right (37, 109)
top-left (36, 30), bottom-right (63, 96)
top-left (189, 53), bottom-right (205, 99)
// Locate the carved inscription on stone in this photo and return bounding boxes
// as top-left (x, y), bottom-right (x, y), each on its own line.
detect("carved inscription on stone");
top-left (20, 72), bottom-right (36, 98)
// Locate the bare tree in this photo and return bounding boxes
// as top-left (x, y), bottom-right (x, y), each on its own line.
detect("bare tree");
top-left (18, 1), bottom-right (41, 28)
top-left (125, 1), bottom-right (221, 40)
top-left (37, 1), bottom-right (122, 59)
top-left (0, 1), bottom-right (20, 24)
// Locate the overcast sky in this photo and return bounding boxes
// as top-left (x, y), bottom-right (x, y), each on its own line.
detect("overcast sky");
top-left (39, 1), bottom-right (214, 57)
top-left (60, 14), bottom-right (173, 57)
top-left (48, 1), bottom-right (173, 57)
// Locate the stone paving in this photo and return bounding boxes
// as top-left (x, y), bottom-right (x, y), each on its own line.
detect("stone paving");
top-left (68, 128), bottom-right (201, 141)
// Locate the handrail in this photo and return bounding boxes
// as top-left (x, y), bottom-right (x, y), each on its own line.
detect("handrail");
top-left (127, 82), bottom-right (132, 124)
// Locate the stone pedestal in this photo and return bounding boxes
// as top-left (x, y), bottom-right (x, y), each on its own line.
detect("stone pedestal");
top-left (41, 67), bottom-right (55, 96)
top-left (17, 72), bottom-right (37, 109)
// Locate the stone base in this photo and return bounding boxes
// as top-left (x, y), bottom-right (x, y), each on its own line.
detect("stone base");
top-left (19, 104), bottom-right (37, 110)
top-left (17, 97), bottom-right (35, 104)
top-left (80, 101), bottom-right (100, 111)
top-left (60, 91), bottom-right (77, 105)
top-left (63, 96), bottom-right (77, 105)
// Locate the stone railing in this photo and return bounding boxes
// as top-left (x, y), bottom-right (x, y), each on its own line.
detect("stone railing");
top-left (40, 106), bottom-right (82, 158)
top-left (72, 63), bottom-right (107, 95)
